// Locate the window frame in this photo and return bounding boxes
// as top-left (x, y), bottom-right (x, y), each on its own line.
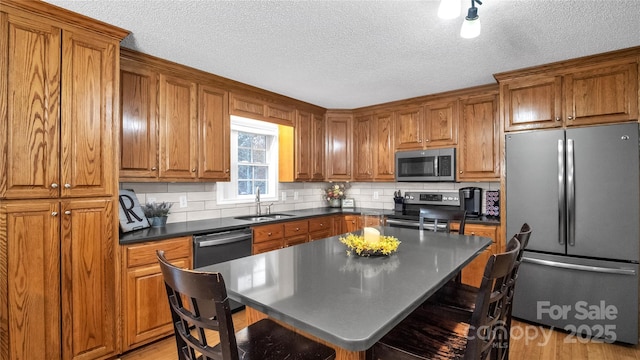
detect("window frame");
top-left (217, 116), bottom-right (279, 205)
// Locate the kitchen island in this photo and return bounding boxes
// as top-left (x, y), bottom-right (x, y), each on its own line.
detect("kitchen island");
top-left (198, 226), bottom-right (492, 360)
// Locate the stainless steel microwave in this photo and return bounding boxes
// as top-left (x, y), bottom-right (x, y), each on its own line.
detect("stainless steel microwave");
top-left (395, 148), bottom-right (456, 182)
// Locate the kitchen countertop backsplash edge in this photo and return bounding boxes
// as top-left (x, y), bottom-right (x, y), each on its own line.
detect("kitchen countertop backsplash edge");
top-left (119, 207), bottom-right (500, 245)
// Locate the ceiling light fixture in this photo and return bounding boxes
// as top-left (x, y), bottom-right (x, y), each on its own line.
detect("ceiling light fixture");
top-left (438, 0), bottom-right (461, 20)
top-left (460, 0), bottom-right (482, 39)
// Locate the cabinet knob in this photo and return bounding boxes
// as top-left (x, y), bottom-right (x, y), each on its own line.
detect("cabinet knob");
top-left (64, 183), bottom-right (71, 189)
top-left (567, 116), bottom-right (574, 120)
top-left (295, 227), bottom-right (300, 231)
top-left (151, 167), bottom-right (157, 171)
top-left (192, 168), bottom-right (197, 172)
top-left (268, 232), bottom-right (272, 236)
top-left (555, 117), bottom-right (561, 121)
top-left (64, 211), bottom-right (71, 215)
top-left (320, 223), bottom-right (324, 227)
top-left (225, 169), bottom-right (230, 173)
top-left (418, 139), bottom-right (422, 143)
top-left (459, 170), bottom-right (463, 174)
top-left (51, 183), bottom-right (58, 189)
top-left (51, 212), bottom-right (58, 216)
top-left (425, 139), bottom-right (429, 142)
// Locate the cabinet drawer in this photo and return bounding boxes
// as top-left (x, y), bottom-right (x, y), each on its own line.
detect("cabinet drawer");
top-left (309, 216), bottom-right (333, 233)
top-left (126, 236), bottom-right (192, 268)
top-left (253, 224), bottom-right (284, 242)
top-left (284, 220), bottom-right (309, 237)
top-left (253, 239), bottom-right (283, 254)
top-left (309, 229), bottom-right (333, 242)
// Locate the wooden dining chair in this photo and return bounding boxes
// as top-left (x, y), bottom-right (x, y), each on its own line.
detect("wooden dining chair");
top-left (428, 223), bottom-right (532, 314)
top-left (422, 223), bottom-right (532, 360)
top-left (418, 207), bottom-right (467, 234)
top-left (368, 237), bottom-right (521, 360)
top-left (156, 250), bottom-right (336, 360)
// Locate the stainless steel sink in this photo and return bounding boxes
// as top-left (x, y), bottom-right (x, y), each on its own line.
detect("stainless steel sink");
top-left (234, 213), bottom-right (294, 222)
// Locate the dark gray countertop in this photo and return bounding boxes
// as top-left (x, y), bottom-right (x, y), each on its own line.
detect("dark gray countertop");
top-left (119, 206), bottom-right (500, 245)
top-left (197, 226), bottom-right (492, 351)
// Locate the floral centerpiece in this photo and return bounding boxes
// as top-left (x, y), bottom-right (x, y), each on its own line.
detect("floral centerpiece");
top-left (339, 232), bottom-right (401, 257)
top-left (324, 182), bottom-right (348, 207)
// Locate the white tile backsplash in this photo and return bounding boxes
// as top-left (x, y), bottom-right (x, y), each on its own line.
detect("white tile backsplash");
top-left (120, 180), bottom-right (500, 224)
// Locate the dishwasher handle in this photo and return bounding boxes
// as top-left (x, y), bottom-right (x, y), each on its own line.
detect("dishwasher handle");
top-left (195, 232), bottom-right (252, 248)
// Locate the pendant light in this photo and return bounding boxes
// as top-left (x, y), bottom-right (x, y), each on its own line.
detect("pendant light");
top-left (460, 0), bottom-right (482, 39)
top-left (438, 0), bottom-right (461, 20)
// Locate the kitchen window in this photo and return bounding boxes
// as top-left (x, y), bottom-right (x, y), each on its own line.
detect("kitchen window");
top-left (217, 116), bottom-right (279, 204)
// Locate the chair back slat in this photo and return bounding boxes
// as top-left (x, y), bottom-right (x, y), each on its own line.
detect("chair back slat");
top-left (157, 250), bottom-right (239, 360)
top-left (419, 208), bottom-right (467, 234)
top-left (467, 237), bottom-right (520, 360)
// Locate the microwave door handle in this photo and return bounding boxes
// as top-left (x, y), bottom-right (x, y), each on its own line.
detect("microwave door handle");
top-left (434, 156), bottom-right (439, 177)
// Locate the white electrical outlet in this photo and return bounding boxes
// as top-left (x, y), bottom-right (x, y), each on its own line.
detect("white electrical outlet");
top-left (179, 196), bottom-right (188, 208)
top-left (373, 191), bottom-right (379, 200)
top-left (281, 191), bottom-right (287, 201)
top-left (294, 191), bottom-right (299, 200)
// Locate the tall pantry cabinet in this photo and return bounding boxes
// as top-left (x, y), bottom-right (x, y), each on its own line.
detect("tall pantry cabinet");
top-left (0, 2), bottom-right (128, 360)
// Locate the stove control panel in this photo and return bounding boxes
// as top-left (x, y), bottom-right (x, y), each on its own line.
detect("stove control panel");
top-left (404, 191), bottom-right (460, 206)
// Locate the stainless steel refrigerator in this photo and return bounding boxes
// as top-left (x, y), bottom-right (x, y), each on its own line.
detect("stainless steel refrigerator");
top-left (506, 122), bottom-right (639, 344)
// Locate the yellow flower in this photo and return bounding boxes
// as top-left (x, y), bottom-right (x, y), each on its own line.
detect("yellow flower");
top-left (339, 233), bottom-right (400, 256)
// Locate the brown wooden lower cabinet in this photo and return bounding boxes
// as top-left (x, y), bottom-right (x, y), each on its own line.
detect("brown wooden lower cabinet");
top-left (252, 216), bottom-right (339, 254)
top-left (457, 223), bottom-right (500, 287)
top-left (121, 236), bottom-right (192, 352)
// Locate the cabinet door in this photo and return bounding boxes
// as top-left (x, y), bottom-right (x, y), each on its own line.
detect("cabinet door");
top-left (294, 110), bottom-right (312, 180)
top-left (564, 61), bottom-right (639, 126)
top-left (0, 201), bottom-right (61, 359)
top-left (122, 236), bottom-right (192, 351)
top-left (0, 14), bottom-right (61, 199)
top-left (325, 112), bottom-right (352, 180)
top-left (61, 199), bottom-right (116, 360)
top-left (424, 100), bottom-right (458, 146)
top-left (394, 106), bottom-right (424, 150)
top-left (353, 114), bottom-right (374, 181)
top-left (310, 113), bottom-right (326, 181)
top-left (158, 74), bottom-right (197, 179)
top-left (501, 76), bottom-right (562, 131)
top-left (198, 85), bottom-right (230, 180)
top-left (124, 258), bottom-right (190, 350)
top-left (342, 215), bottom-right (361, 233)
top-left (458, 94), bottom-right (500, 181)
top-left (374, 112), bottom-right (395, 181)
top-left (120, 61), bottom-right (159, 179)
top-left (61, 30), bottom-right (117, 198)
top-left (461, 224), bottom-right (498, 287)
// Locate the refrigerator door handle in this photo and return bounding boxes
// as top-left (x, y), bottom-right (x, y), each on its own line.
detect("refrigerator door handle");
top-left (567, 138), bottom-right (576, 246)
top-left (558, 139), bottom-right (566, 245)
top-left (523, 257), bottom-right (637, 276)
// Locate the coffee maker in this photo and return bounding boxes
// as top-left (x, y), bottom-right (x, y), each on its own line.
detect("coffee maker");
top-left (459, 187), bottom-right (482, 218)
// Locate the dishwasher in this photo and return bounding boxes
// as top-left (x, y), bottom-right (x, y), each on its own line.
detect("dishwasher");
top-left (193, 227), bottom-right (253, 313)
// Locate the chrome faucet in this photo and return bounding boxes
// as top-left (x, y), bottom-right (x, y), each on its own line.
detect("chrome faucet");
top-left (255, 187), bottom-right (261, 215)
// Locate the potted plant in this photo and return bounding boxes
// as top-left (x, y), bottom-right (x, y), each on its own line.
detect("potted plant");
top-left (142, 201), bottom-right (173, 227)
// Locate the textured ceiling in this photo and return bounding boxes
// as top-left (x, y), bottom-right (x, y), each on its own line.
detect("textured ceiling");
top-left (45, 0), bottom-right (640, 109)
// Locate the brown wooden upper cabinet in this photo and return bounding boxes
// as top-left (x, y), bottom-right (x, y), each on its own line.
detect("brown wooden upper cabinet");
top-left (394, 102), bottom-right (457, 151)
top-left (325, 111), bottom-right (353, 180)
top-left (498, 57), bottom-right (639, 131)
top-left (229, 92), bottom-right (296, 126)
top-left (458, 91), bottom-right (500, 181)
top-left (1, 16), bottom-right (117, 199)
top-left (294, 110), bottom-right (325, 181)
top-left (353, 111), bottom-right (395, 181)
top-left (120, 51), bottom-right (230, 182)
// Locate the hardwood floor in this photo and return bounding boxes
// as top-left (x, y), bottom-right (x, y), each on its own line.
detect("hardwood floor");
top-left (118, 311), bottom-right (640, 360)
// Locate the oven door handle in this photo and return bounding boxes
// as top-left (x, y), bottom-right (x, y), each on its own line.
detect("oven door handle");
top-left (196, 233), bottom-right (252, 247)
top-left (385, 218), bottom-right (420, 228)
